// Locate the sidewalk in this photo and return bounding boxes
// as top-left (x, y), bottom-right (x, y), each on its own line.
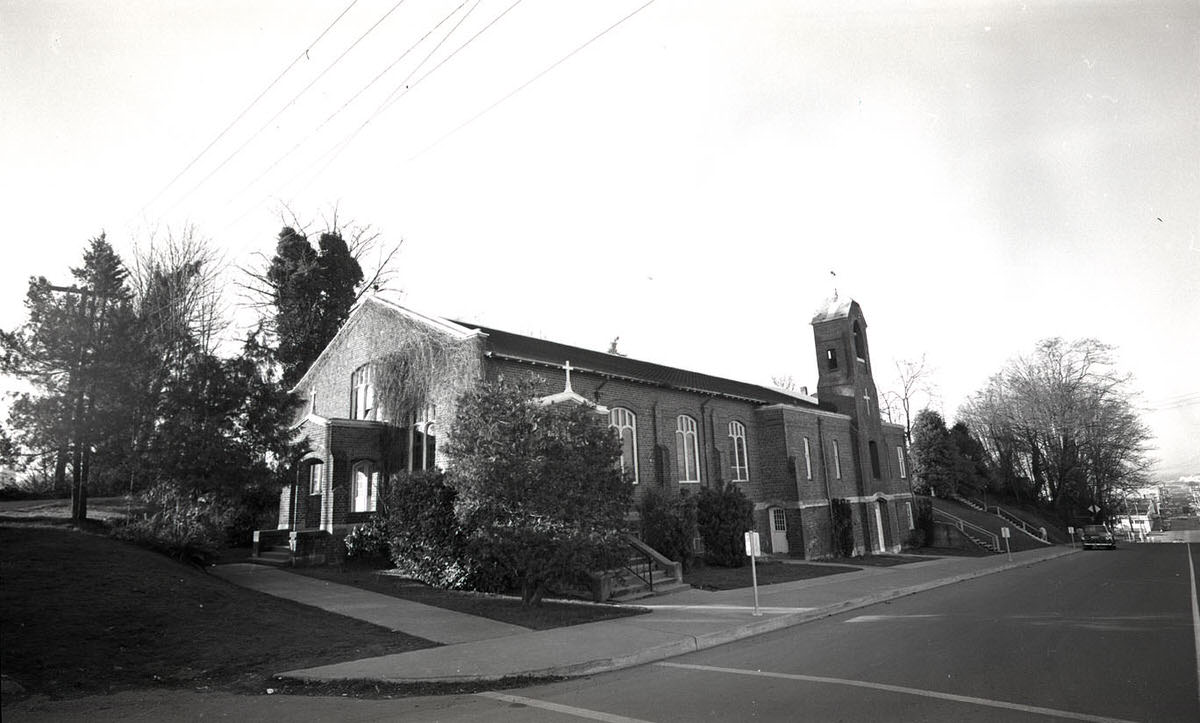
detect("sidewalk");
top-left (211, 564), bottom-right (530, 644)
top-left (216, 546), bottom-right (1077, 685)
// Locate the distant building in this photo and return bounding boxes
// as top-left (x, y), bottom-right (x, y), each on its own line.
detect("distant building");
top-left (268, 293), bottom-right (912, 563)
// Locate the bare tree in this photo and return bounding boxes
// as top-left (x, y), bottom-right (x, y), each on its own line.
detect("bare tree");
top-left (130, 225), bottom-right (228, 362)
top-left (881, 355), bottom-right (939, 442)
top-left (958, 338), bottom-right (1153, 518)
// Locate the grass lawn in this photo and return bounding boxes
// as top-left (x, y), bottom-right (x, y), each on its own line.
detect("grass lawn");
top-left (0, 522), bottom-right (435, 700)
top-left (291, 566), bottom-right (648, 630)
top-left (684, 560), bottom-right (860, 591)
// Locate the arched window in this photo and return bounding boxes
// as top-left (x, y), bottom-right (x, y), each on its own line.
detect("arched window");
top-left (609, 407), bottom-right (639, 483)
top-left (868, 440), bottom-right (881, 479)
top-left (675, 415), bottom-right (700, 483)
top-left (351, 460), bottom-right (377, 512)
top-left (351, 365), bottom-right (375, 420)
top-left (408, 405), bottom-right (437, 471)
top-left (307, 461), bottom-right (324, 495)
top-left (729, 421), bottom-right (749, 481)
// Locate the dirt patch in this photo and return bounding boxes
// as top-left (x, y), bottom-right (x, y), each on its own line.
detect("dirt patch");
top-left (0, 523), bottom-right (435, 701)
top-left (289, 566), bottom-right (648, 630)
top-left (684, 560), bottom-right (858, 591)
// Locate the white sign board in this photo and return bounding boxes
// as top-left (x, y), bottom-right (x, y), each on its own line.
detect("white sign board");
top-left (1068, 526), bottom-right (1074, 534)
top-left (744, 531), bottom-right (761, 557)
top-left (1001, 527), bottom-right (1010, 538)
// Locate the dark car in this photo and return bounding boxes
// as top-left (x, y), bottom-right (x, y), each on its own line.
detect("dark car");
top-left (1081, 525), bottom-right (1116, 550)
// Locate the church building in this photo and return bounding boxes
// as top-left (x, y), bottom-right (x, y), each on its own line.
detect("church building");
top-left (266, 292), bottom-right (913, 563)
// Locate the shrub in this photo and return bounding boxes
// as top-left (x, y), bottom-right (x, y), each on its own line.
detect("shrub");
top-left (637, 487), bottom-right (697, 571)
top-left (380, 470), bottom-right (473, 588)
top-left (111, 485), bottom-right (226, 566)
top-left (830, 498), bottom-right (855, 557)
top-left (343, 516), bottom-right (390, 565)
top-left (444, 379), bottom-right (632, 605)
top-left (913, 495), bottom-right (935, 546)
top-left (696, 483), bottom-right (754, 567)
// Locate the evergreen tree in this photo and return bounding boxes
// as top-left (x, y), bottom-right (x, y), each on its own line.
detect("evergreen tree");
top-left (444, 379), bottom-right (631, 605)
top-left (909, 409), bottom-right (957, 497)
top-left (265, 227), bottom-right (363, 387)
top-left (1, 235), bottom-right (139, 510)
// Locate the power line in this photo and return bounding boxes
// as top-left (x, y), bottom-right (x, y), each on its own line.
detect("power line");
top-left (218, 0), bottom-right (501, 235)
top-left (135, 0), bottom-right (361, 221)
top-left (290, 0), bottom-right (506, 194)
top-left (223, 0), bottom-right (475, 209)
top-left (411, 0), bottom-right (660, 162)
top-left (162, 0), bottom-right (412, 219)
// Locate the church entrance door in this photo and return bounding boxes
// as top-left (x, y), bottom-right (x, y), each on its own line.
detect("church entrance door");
top-left (770, 508), bottom-right (789, 554)
top-left (874, 500), bottom-right (887, 552)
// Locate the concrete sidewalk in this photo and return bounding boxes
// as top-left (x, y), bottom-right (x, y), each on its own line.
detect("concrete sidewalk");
top-left (211, 563), bottom-right (530, 644)
top-left (217, 546), bottom-right (1077, 685)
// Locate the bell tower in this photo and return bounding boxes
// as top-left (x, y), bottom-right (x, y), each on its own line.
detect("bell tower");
top-left (811, 295), bottom-right (886, 493)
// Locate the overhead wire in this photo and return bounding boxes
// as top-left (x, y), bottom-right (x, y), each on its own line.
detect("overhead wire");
top-left (219, 0), bottom-right (501, 234)
top-left (222, 0), bottom-right (475, 209)
top-left (290, 0), bottom-right (514, 195)
top-left (410, 0), bottom-right (659, 162)
top-left (134, 0), bottom-right (361, 220)
top-left (162, 0), bottom-right (413, 219)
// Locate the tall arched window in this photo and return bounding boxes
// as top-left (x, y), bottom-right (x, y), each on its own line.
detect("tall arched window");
top-left (868, 440), bottom-right (881, 479)
top-left (351, 460), bottom-right (377, 512)
top-left (351, 365), bottom-right (375, 420)
top-left (609, 407), bottom-right (639, 483)
top-left (676, 415), bottom-right (700, 483)
top-left (307, 461), bottom-right (324, 495)
top-left (729, 421), bottom-right (749, 481)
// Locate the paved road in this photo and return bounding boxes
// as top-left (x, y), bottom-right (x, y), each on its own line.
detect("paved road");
top-left (9, 544), bottom-right (1199, 722)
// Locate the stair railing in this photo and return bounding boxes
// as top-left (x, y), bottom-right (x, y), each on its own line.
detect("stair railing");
top-left (991, 506), bottom-right (1050, 543)
top-left (621, 542), bottom-right (655, 593)
top-left (933, 507), bottom-right (1000, 551)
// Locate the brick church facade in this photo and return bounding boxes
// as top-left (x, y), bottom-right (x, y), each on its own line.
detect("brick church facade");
top-left (269, 292), bottom-right (913, 561)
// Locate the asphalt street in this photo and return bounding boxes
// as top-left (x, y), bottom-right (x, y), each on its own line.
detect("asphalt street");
top-left (9, 543), bottom-right (1200, 722)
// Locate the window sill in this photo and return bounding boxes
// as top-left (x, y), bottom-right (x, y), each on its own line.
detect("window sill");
top-left (678, 480), bottom-right (701, 484)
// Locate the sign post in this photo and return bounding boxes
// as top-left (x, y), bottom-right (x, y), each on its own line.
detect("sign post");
top-left (1067, 526), bottom-right (1075, 549)
top-left (1001, 526), bottom-right (1012, 561)
top-left (744, 531), bottom-right (762, 616)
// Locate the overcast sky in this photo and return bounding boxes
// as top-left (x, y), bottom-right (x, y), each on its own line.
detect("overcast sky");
top-left (2, 0), bottom-right (1197, 478)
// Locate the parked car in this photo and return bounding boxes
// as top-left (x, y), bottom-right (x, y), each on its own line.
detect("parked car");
top-left (1081, 525), bottom-right (1116, 550)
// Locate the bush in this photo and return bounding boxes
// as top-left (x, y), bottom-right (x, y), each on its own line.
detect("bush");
top-left (380, 470), bottom-right (474, 588)
top-left (830, 498), bottom-right (855, 557)
top-left (444, 380), bottom-right (632, 605)
top-left (111, 485), bottom-right (226, 566)
top-left (696, 483), bottom-right (754, 567)
top-left (913, 496), bottom-right (935, 546)
top-left (343, 516), bottom-right (390, 565)
top-left (637, 487), bottom-right (697, 571)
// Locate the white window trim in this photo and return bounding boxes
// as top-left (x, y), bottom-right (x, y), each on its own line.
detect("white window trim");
top-left (729, 421), bottom-right (749, 482)
top-left (896, 446), bottom-right (907, 479)
top-left (351, 460), bottom-right (377, 512)
top-left (308, 462), bottom-right (323, 495)
top-left (676, 415), bottom-right (701, 483)
top-left (832, 439), bottom-right (842, 479)
top-left (610, 407), bottom-right (639, 483)
top-left (803, 437), bottom-right (813, 480)
top-left (905, 501), bottom-right (915, 530)
top-left (351, 365), bottom-right (375, 420)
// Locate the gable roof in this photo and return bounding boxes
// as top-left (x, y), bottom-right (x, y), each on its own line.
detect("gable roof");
top-left (451, 320), bottom-right (820, 408)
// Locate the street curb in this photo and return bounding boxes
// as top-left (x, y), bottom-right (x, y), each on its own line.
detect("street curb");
top-left (275, 547), bottom-right (1079, 686)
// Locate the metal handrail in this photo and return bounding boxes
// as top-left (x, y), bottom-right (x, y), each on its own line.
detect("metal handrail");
top-left (992, 506), bottom-right (1049, 542)
top-left (933, 507), bottom-right (1000, 550)
top-left (620, 547), bottom-right (654, 592)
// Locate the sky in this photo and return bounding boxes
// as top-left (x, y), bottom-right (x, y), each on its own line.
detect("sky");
top-left (1, 0), bottom-right (1197, 479)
